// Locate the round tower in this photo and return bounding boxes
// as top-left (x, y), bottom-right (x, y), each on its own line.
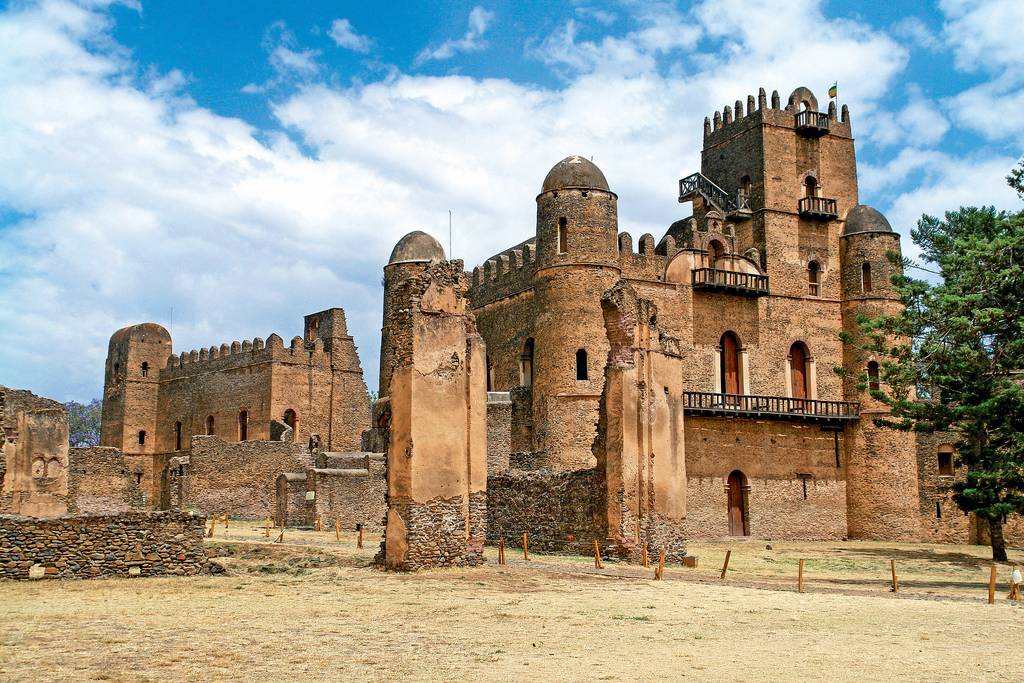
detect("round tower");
top-left (99, 323), bottom-right (171, 454)
top-left (839, 205), bottom-right (922, 540)
top-left (531, 156), bottom-right (621, 470)
top-left (379, 231), bottom-right (446, 397)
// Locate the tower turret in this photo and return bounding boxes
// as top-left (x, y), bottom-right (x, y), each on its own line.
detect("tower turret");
top-left (99, 323), bottom-right (171, 454)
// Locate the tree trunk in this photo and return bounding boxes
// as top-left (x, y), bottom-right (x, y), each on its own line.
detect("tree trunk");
top-left (991, 517), bottom-right (1008, 562)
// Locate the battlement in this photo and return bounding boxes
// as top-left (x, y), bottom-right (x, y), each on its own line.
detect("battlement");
top-left (160, 333), bottom-right (330, 379)
top-left (704, 87), bottom-right (851, 145)
top-left (467, 237), bottom-right (538, 307)
top-left (615, 231), bottom-right (675, 281)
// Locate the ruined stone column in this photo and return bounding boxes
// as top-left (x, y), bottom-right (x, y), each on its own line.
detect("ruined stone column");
top-left (594, 282), bottom-right (687, 561)
top-left (381, 259), bottom-right (487, 570)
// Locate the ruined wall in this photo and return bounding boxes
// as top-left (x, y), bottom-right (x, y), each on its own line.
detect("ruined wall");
top-left (486, 392), bottom-right (512, 474)
top-left (1, 387), bottom-right (69, 517)
top-left (0, 511), bottom-right (209, 580)
top-left (67, 446), bottom-right (146, 514)
top-left (309, 457), bottom-right (386, 531)
top-left (684, 416), bottom-right (848, 539)
top-left (178, 436), bottom-right (313, 519)
top-left (487, 468), bottom-right (603, 551)
top-left (382, 259), bottom-right (487, 571)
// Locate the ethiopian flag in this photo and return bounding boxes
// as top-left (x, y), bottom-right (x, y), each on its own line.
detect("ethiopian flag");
top-left (828, 82), bottom-right (838, 99)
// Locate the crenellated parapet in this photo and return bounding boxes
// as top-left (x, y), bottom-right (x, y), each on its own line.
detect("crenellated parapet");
top-left (615, 231), bottom-right (672, 281)
top-left (161, 332), bottom-right (331, 379)
top-left (704, 86), bottom-right (852, 146)
top-left (467, 237), bottom-right (538, 307)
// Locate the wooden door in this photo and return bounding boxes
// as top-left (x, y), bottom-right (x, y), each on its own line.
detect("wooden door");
top-left (722, 333), bottom-right (740, 396)
top-left (791, 344), bottom-right (808, 400)
top-left (728, 471), bottom-right (747, 536)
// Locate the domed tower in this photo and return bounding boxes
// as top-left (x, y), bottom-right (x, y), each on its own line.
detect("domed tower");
top-left (531, 156), bottom-right (621, 470)
top-left (99, 323), bottom-right (172, 454)
top-left (840, 205), bottom-right (921, 540)
top-left (379, 231), bottom-right (446, 397)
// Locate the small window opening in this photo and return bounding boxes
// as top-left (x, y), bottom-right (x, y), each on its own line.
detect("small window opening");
top-left (937, 446), bottom-right (954, 476)
top-left (575, 349), bottom-right (588, 381)
top-left (307, 318), bottom-right (319, 341)
top-left (238, 410), bottom-right (248, 441)
top-left (804, 175), bottom-right (819, 198)
top-left (862, 262), bottom-right (873, 293)
top-left (486, 355), bottom-right (494, 392)
top-left (558, 217), bottom-right (568, 254)
top-left (141, 361), bottom-right (149, 377)
top-left (520, 338), bottom-right (534, 387)
top-left (175, 421), bottom-right (182, 451)
top-left (283, 409), bottom-right (297, 431)
top-left (867, 360), bottom-right (880, 391)
top-left (137, 430), bottom-right (146, 446)
top-left (807, 260), bottom-right (820, 296)
top-left (935, 500), bottom-right (942, 519)
top-left (113, 362), bottom-right (120, 375)
top-left (205, 415), bottom-right (214, 436)
top-left (134, 472), bottom-right (143, 485)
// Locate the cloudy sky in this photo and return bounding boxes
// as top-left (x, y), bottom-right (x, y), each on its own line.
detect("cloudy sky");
top-left (1, 0), bottom-right (1022, 402)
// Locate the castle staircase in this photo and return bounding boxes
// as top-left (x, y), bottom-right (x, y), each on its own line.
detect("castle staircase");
top-left (678, 173), bottom-right (751, 219)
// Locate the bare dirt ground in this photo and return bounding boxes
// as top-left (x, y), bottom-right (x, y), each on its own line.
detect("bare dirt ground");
top-left (2, 521), bottom-right (1023, 682)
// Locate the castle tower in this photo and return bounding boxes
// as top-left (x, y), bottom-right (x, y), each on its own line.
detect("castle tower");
top-left (695, 86), bottom-right (858, 299)
top-left (840, 206), bottom-right (922, 540)
top-left (378, 231), bottom-right (446, 398)
top-left (99, 323), bottom-right (172, 454)
top-left (531, 156), bottom-right (621, 469)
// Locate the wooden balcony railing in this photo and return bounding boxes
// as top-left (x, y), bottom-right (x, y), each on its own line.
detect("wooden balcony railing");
top-left (683, 391), bottom-right (860, 425)
top-left (691, 268), bottom-right (769, 296)
top-left (799, 196), bottom-right (838, 220)
top-left (678, 173), bottom-right (752, 219)
top-left (794, 110), bottom-right (830, 136)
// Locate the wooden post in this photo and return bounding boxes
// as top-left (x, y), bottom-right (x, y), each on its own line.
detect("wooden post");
top-left (720, 549), bottom-right (731, 579)
top-left (335, 516), bottom-right (341, 542)
top-left (224, 512), bottom-right (229, 530)
top-left (988, 565), bottom-right (997, 604)
top-left (593, 540), bottom-right (603, 569)
top-left (798, 559), bottom-right (805, 593)
top-left (207, 517), bottom-right (215, 538)
top-left (890, 559), bottom-right (899, 593)
top-left (263, 517), bottom-right (270, 538)
top-left (523, 531), bottom-right (529, 561)
top-left (498, 538), bottom-right (506, 565)
top-left (656, 550), bottom-right (666, 580)
top-left (641, 542), bottom-right (649, 568)
top-left (357, 524), bottom-right (364, 549)
top-left (635, 519), bottom-right (641, 544)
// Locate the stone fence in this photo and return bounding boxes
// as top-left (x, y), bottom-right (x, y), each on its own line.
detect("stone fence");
top-left (0, 510), bottom-right (209, 580)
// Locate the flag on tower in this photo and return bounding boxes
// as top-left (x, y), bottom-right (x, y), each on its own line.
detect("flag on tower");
top-left (828, 82), bottom-right (838, 99)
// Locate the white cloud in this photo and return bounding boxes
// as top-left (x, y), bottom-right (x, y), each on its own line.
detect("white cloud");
top-left (242, 21), bottom-right (320, 93)
top-left (891, 17), bottom-right (941, 51)
top-left (414, 6), bottom-right (494, 65)
top-left (328, 18), bottom-right (372, 53)
top-left (940, 0), bottom-right (1024, 73)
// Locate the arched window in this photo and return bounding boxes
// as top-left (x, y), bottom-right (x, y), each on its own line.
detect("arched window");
top-left (175, 421), bottom-right (182, 451)
top-left (576, 349), bottom-right (588, 381)
top-left (738, 175), bottom-right (752, 209)
top-left (937, 445), bottom-right (954, 476)
top-left (205, 415), bottom-right (215, 436)
top-left (720, 332), bottom-right (741, 396)
top-left (138, 430), bottom-right (146, 446)
top-left (789, 342), bottom-right (810, 400)
top-left (113, 362), bottom-right (120, 375)
top-left (727, 470), bottom-right (749, 536)
top-left (307, 318), bottom-right (319, 341)
top-left (283, 409), bottom-right (297, 431)
top-left (520, 338), bottom-right (534, 387)
top-left (558, 217), bottom-right (568, 254)
top-left (807, 260), bottom-right (820, 296)
top-left (866, 360), bottom-right (880, 391)
top-left (862, 262), bottom-right (872, 293)
top-left (141, 361), bottom-right (149, 377)
top-left (708, 240), bottom-right (724, 268)
top-left (804, 175), bottom-right (819, 198)
top-left (238, 410), bottom-right (248, 441)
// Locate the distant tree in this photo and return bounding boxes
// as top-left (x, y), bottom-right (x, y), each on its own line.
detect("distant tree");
top-left (1007, 158), bottom-right (1024, 198)
top-left (65, 399), bottom-right (102, 447)
top-left (850, 171), bottom-right (1024, 561)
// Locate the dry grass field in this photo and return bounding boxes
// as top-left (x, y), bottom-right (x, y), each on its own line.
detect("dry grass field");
top-left (2, 521), bottom-right (1023, 682)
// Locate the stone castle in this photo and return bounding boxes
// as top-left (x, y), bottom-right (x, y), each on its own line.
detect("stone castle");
top-left (3, 86), bottom-right (1015, 575)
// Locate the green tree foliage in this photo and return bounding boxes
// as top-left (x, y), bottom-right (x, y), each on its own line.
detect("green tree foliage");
top-left (850, 177), bottom-right (1024, 560)
top-left (65, 399), bottom-right (102, 447)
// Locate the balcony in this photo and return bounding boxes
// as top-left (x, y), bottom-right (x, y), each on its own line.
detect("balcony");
top-left (794, 110), bottom-right (830, 136)
top-left (798, 196), bottom-right (838, 220)
top-left (678, 173), bottom-right (752, 220)
top-left (683, 391), bottom-right (860, 426)
top-left (691, 268), bottom-right (769, 297)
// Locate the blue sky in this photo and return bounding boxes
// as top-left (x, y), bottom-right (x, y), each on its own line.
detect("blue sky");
top-left (0, 0), bottom-right (1022, 402)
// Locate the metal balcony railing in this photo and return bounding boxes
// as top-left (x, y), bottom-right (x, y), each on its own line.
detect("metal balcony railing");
top-left (683, 391), bottom-right (860, 425)
top-left (794, 110), bottom-right (830, 136)
top-left (691, 268), bottom-right (769, 296)
top-left (678, 173), bottom-right (752, 219)
top-left (799, 196), bottom-right (838, 219)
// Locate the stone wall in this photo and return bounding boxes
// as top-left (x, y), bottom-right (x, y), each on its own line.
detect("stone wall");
top-left (67, 446), bottom-right (146, 514)
top-left (486, 393), bottom-right (512, 474)
top-left (178, 436), bottom-right (313, 519)
top-left (0, 510), bottom-right (209, 580)
top-left (309, 457), bottom-right (386, 531)
top-left (487, 468), bottom-right (603, 552)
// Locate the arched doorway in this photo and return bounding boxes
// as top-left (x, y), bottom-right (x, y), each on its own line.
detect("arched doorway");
top-left (790, 342), bottom-right (810, 402)
top-left (283, 409), bottom-right (297, 432)
top-left (720, 331), bottom-right (741, 402)
top-left (727, 470), bottom-right (749, 536)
